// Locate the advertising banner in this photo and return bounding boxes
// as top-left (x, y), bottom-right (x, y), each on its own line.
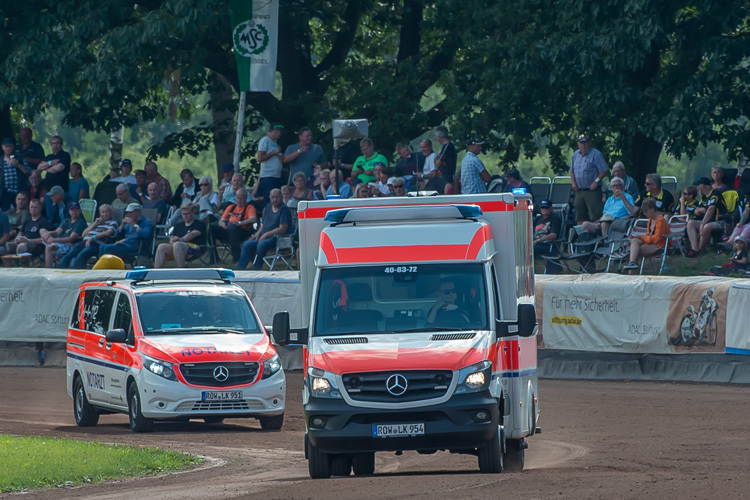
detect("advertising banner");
top-left (229, 0), bottom-right (279, 92)
top-left (726, 284), bottom-right (750, 355)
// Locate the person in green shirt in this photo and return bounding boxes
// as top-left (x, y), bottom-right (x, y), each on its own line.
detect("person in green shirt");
top-left (352, 137), bottom-right (388, 184)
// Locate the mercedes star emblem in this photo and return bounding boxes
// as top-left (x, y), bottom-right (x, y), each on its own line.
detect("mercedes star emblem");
top-left (386, 373), bottom-right (408, 396)
top-left (213, 365), bottom-right (229, 382)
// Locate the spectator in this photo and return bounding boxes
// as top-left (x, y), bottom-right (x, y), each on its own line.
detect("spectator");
top-left (373, 163), bottom-right (391, 196)
top-left (217, 163), bottom-right (235, 207)
top-left (60, 204), bottom-right (119, 269)
top-left (606, 162), bottom-right (639, 201)
top-left (113, 159), bottom-right (136, 185)
top-left (329, 138), bottom-right (360, 179)
top-left (354, 183), bottom-right (370, 198)
top-left (352, 137), bottom-right (388, 184)
top-left (390, 177), bottom-right (407, 197)
top-left (46, 185), bottom-right (68, 228)
top-left (111, 183), bottom-right (137, 210)
top-left (28, 169), bottom-right (45, 201)
top-left (254, 123), bottom-right (285, 204)
top-left (394, 142), bottom-right (423, 178)
top-left (237, 188), bottom-right (291, 270)
top-left (97, 203), bottom-right (153, 261)
top-left (686, 176), bottom-right (728, 257)
top-left (678, 185), bottom-right (700, 220)
top-left (130, 169), bottom-right (149, 201)
top-left (418, 139), bottom-right (444, 193)
top-left (5, 191), bottom-right (30, 232)
top-left (533, 199), bottom-right (562, 273)
top-left (623, 198), bottom-right (669, 273)
top-left (635, 173), bottom-right (675, 215)
top-left (101, 164), bottom-right (121, 184)
top-left (280, 185), bottom-right (292, 205)
top-left (144, 161), bottom-right (172, 202)
top-left (13, 127), bottom-right (45, 170)
top-left (503, 168), bottom-right (532, 194)
top-left (171, 168), bottom-right (198, 209)
top-left (40, 202), bottom-right (86, 268)
top-left (434, 126), bottom-right (458, 194)
top-left (711, 166), bottom-right (729, 194)
top-left (316, 169), bottom-right (332, 200)
top-left (703, 236), bottom-right (748, 276)
top-left (327, 169), bottom-right (352, 198)
top-left (284, 127), bottom-right (328, 184)
top-left (193, 176), bottom-right (219, 221)
top-left (460, 138), bottom-right (491, 194)
top-left (38, 135), bottom-right (71, 193)
top-left (143, 182), bottom-right (169, 225)
top-left (724, 202), bottom-right (750, 248)
top-left (0, 198), bottom-right (53, 263)
top-left (220, 173), bottom-right (247, 210)
top-left (288, 172), bottom-right (314, 210)
top-left (68, 162), bottom-right (90, 202)
top-left (0, 210), bottom-right (9, 250)
top-left (570, 134), bottom-right (609, 224)
top-left (307, 164), bottom-right (324, 192)
top-left (154, 202), bottom-right (206, 268)
top-left (213, 188), bottom-right (257, 263)
top-left (1, 137), bottom-right (30, 211)
top-left (581, 177), bottom-right (637, 237)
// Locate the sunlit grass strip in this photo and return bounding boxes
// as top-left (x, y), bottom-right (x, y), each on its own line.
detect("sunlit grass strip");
top-left (0, 435), bottom-right (202, 492)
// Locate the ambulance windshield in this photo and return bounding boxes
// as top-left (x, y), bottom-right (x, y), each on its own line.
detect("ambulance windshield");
top-left (137, 289), bottom-right (262, 335)
top-left (314, 263), bottom-right (489, 336)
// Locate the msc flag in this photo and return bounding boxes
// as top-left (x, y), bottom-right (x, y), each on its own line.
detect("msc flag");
top-left (229, 0), bottom-right (279, 92)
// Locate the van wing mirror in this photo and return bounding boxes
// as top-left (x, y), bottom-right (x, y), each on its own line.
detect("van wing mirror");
top-left (517, 304), bottom-right (537, 337)
top-left (106, 328), bottom-right (127, 344)
top-left (271, 312), bottom-right (290, 345)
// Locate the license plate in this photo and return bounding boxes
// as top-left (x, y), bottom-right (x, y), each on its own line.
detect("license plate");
top-left (202, 390), bottom-right (243, 402)
top-left (372, 423), bottom-right (425, 438)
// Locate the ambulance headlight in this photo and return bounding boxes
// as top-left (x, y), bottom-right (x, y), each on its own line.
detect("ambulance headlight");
top-left (456, 361), bottom-right (492, 394)
top-left (261, 355), bottom-right (282, 379)
top-left (143, 356), bottom-right (177, 381)
top-left (308, 367), bottom-right (342, 399)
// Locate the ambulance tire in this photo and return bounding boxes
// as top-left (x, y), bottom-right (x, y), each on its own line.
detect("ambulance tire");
top-left (73, 376), bottom-right (99, 427)
top-left (203, 417), bottom-right (225, 424)
top-left (331, 455), bottom-right (352, 476)
top-left (503, 439), bottom-right (525, 472)
top-left (259, 413), bottom-right (284, 430)
top-left (307, 441), bottom-right (332, 479)
top-left (128, 383), bottom-right (154, 433)
top-left (352, 452), bottom-right (375, 476)
top-left (477, 425), bottom-right (504, 473)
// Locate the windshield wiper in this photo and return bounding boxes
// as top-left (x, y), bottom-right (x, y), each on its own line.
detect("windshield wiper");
top-left (146, 327), bottom-right (250, 335)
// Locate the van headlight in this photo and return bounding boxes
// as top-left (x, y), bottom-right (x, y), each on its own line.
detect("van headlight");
top-left (143, 356), bottom-right (177, 381)
top-left (308, 367), bottom-right (342, 399)
top-left (455, 360), bottom-right (492, 394)
top-left (262, 354), bottom-right (282, 379)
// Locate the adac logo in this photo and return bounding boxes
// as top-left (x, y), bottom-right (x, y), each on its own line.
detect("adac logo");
top-left (233, 20), bottom-right (269, 57)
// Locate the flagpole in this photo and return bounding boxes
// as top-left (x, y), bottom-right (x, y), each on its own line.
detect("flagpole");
top-left (233, 91), bottom-right (247, 168)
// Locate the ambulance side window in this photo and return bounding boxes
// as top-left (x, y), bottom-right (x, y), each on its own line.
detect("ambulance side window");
top-left (70, 292), bottom-right (83, 329)
top-left (112, 293), bottom-right (133, 344)
top-left (83, 289), bottom-right (116, 335)
top-left (491, 264), bottom-right (502, 320)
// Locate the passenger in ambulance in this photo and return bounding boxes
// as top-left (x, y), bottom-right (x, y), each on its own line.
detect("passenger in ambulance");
top-left (426, 279), bottom-right (472, 327)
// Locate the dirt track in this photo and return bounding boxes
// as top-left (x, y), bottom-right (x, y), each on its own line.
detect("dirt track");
top-left (1, 367), bottom-right (749, 499)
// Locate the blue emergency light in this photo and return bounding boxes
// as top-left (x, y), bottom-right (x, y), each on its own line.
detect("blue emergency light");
top-left (511, 188), bottom-right (527, 195)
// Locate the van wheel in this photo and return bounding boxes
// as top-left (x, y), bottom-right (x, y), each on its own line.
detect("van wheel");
top-left (203, 417), bottom-right (225, 424)
top-left (308, 441), bottom-right (332, 479)
top-left (127, 383), bottom-right (154, 433)
top-left (477, 425), bottom-right (503, 473)
top-left (352, 452), bottom-right (375, 476)
top-left (503, 439), bottom-right (525, 472)
top-left (73, 377), bottom-right (99, 427)
top-left (331, 455), bottom-right (352, 476)
top-left (259, 413), bottom-right (284, 430)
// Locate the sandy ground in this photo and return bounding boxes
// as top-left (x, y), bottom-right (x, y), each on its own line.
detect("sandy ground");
top-left (1, 367), bottom-right (749, 500)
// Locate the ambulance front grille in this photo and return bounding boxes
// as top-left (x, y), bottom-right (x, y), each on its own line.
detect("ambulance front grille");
top-left (174, 400), bottom-right (263, 412)
top-left (430, 333), bottom-right (476, 341)
top-left (324, 337), bottom-right (369, 345)
top-left (342, 370), bottom-right (453, 403)
top-left (179, 362), bottom-right (259, 387)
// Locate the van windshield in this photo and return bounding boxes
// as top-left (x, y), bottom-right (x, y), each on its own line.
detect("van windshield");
top-left (314, 263), bottom-right (489, 336)
top-left (136, 289), bottom-right (262, 335)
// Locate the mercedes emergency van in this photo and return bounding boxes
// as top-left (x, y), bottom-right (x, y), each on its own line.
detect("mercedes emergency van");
top-left (66, 268), bottom-right (285, 432)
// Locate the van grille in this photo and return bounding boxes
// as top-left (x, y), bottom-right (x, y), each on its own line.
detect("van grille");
top-left (430, 333), bottom-right (476, 341)
top-left (179, 362), bottom-right (259, 387)
top-left (342, 370), bottom-right (453, 403)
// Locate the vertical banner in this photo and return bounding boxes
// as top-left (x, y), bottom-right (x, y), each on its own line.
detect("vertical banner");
top-left (229, 0), bottom-right (279, 92)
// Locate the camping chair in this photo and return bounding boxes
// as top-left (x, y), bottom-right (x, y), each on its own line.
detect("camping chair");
top-left (538, 204), bottom-right (568, 274)
top-left (262, 217), bottom-right (297, 271)
top-left (79, 199), bottom-right (97, 224)
top-left (529, 177), bottom-right (551, 207)
top-left (549, 176), bottom-right (572, 207)
top-left (638, 214), bottom-right (688, 275)
top-left (661, 176), bottom-right (678, 196)
top-left (544, 210), bottom-right (608, 274)
top-left (598, 218), bottom-right (640, 273)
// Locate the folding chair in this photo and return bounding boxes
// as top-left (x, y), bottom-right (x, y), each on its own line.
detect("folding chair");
top-left (530, 177), bottom-right (552, 207)
top-left (538, 205), bottom-right (568, 273)
top-left (549, 176), bottom-right (572, 207)
top-left (262, 218), bottom-right (297, 271)
top-left (661, 176), bottom-right (678, 196)
top-left (79, 199), bottom-right (97, 224)
top-left (593, 218), bottom-right (635, 273)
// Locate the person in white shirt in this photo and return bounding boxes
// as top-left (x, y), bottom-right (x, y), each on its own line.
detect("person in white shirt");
top-left (418, 139), bottom-right (443, 192)
top-left (253, 123), bottom-right (285, 206)
top-left (112, 159), bottom-right (136, 184)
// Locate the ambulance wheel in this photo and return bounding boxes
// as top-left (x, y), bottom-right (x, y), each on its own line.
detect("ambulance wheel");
top-left (203, 417), bottom-right (225, 424)
top-left (331, 455), bottom-right (352, 476)
top-left (128, 383), bottom-right (154, 433)
top-left (477, 425), bottom-right (503, 473)
top-left (352, 452), bottom-right (375, 476)
top-left (307, 441), bottom-right (332, 479)
top-left (259, 413), bottom-right (284, 430)
top-left (503, 439), bottom-right (525, 472)
top-left (73, 376), bottom-right (99, 427)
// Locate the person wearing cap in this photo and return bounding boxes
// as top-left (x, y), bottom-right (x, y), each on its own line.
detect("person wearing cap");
top-left (460, 138), bottom-right (491, 194)
top-left (14, 127), bottom-right (45, 170)
top-left (533, 199), bottom-right (563, 273)
top-left (40, 202), bottom-right (87, 267)
top-left (96, 202), bottom-right (153, 261)
top-left (634, 173), bottom-right (675, 215)
top-left (111, 182), bottom-right (138, 210)
top-left (61, 204), bottom-right (119, 269)
top-left (1, 136), bottom-right (30, 211)
top-left (502, 168), bottom-right (531, 194)
top-left (434, 125), bottom-right (458, 194)
top-left (418, 139), bottom-right (445, 193)
top-left (581, 176), bottom-right (637, 237)
top-left (352, 137), bottom-right (388, 184)
top-left (569, 134), bottom-right (609, 224)
top-left (685, 176), bottom-right (728, 257)
top-left (0, 198), bottom-right (53, 264)
top-left (113, 159), bottom-right (136, 185)
top-left (253, 123), bottom-right (285, 206)
top-left (154, 202), bottom-right (206, 268)
top-left (46, 185), bottom-right (69, 229)
top-left (68, 162), bottom-right (89, 202)
top-left (284, 127), bottom-right (329, 185)
top-left (704, 235), bottom-right (748, 276)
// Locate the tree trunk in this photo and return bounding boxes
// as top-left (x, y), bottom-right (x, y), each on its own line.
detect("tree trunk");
top-left (208, 71), bottom-right (237, 180)
top-left (109, 126), bottom-right (124, 169)
top-left (627, 133), bottom-right (663, 187)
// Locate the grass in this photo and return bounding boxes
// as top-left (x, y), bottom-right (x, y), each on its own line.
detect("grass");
top-left (0, 435), bottom-right (202, 493)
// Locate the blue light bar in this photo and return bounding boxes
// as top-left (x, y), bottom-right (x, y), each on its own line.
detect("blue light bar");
top-left (218, 269), bottom-right (235, 280)
top-left (455, 204), bottom-right (483, 218)
top-left (125, 268), bottom-right (235, 281)
top-left (511, 188), bottom-right (527, 195)
top-left (324, 208), bottom-right (351, 222)
top-left (125, 269), bottom-right (149, 281)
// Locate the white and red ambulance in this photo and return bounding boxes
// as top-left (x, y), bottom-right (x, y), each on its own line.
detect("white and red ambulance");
top-left (66, 268), bottom-right (285, 432)
top-left (272, 193), bottom-right (540, 478)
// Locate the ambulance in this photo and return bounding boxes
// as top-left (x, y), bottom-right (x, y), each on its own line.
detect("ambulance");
top-left (66, 268), bottom-right (285, 432)
top-left (272, 193), bottom-right (540, 478)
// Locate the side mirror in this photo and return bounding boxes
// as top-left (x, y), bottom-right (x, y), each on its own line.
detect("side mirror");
top-left (272, 312), bottom-right (290, 345)
top-left (517, 304), bottom-right (537, 337)
top-left (106, 328), bottom-right (127, 344)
